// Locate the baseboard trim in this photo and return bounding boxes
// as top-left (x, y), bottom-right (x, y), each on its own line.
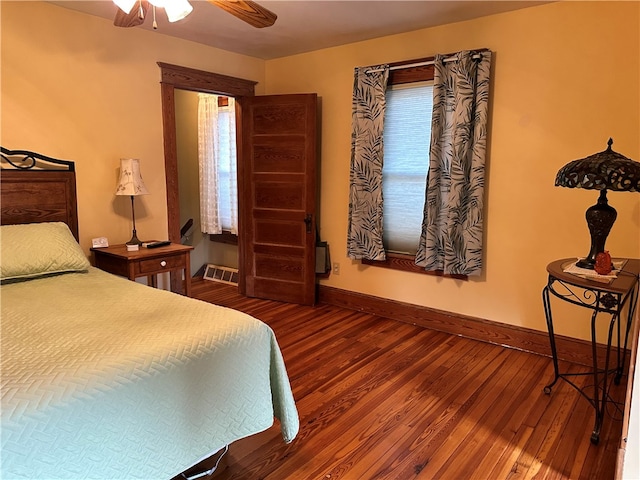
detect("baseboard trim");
top-left (317, 285), bottom-right (611, 368)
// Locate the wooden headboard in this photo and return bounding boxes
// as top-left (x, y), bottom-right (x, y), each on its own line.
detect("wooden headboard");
top-left (1, 147), bottom-right (79, 240)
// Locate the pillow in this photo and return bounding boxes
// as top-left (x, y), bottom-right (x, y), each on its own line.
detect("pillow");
top-left (1, 222), bottom-right (90, 281)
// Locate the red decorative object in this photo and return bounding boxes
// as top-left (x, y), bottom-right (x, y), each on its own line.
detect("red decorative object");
top-left (594, 251), bottom-right (612, 275)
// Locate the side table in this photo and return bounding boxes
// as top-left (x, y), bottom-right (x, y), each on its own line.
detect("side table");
top-left (542, 258), bottom-right (639, 444)
top-left (91, 243), bottom-right (194, 297)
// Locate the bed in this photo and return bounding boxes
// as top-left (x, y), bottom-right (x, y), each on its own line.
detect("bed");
top-left (0, 148), bottom-right (299, 479)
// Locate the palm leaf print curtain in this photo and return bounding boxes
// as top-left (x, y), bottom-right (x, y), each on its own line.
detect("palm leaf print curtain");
top-left (347, 65), bottom-right (390, 260)
top-left (416, 50), bottom-right (492, 276)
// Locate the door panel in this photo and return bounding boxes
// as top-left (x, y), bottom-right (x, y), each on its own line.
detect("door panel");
top-left (254, 220), bottom-right (304, 246)
top-left (255, 254), bottom-right (304, 282)
top-left (238, 93), bottom-right (318, 305)
top-left (254, 180), bottom-right (304, 209)
top-left (252, 102), bottom-right (309, 134)
top-left (253, 138), bottom-right (306, 173)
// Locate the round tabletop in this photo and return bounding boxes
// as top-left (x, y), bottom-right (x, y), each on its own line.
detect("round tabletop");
top-left (546, 258), bottom-right (640, 295)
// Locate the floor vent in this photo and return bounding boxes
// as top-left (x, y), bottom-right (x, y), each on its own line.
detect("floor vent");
top-left (203, 264), bottom-right (239, 286)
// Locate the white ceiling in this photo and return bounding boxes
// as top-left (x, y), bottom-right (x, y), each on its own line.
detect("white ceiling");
top-left (50, 1), bottom-right (551, 60)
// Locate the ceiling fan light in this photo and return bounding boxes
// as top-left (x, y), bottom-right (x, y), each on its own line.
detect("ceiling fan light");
top-left (113, 0), bottom-right (137, 14)
top-left (164, 0), bottom-right (193, 22)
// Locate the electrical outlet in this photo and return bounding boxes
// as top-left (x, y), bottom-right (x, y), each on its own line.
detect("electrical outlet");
top-left (333, 262), bottom-right (340, 275)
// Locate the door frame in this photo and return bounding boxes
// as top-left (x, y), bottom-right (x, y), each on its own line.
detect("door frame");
top-left (157, 62), bottom-right (256, 288)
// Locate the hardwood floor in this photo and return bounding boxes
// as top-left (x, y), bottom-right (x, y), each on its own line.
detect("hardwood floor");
top-left (183, 279), bottom-right (627, 480)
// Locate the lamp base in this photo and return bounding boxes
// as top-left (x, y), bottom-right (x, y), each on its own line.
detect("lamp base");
top-left (576, 257), bottom-right (596, 270)
top-left (126, 196), bottom-right (143, 246)
top-left (577, 189), bottom-right (617, 270)
top-left (126, 230), bottom-right (142, 246)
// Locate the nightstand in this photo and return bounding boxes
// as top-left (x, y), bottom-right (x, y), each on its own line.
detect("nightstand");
top-left (91, 243), bottom-right (194, 297)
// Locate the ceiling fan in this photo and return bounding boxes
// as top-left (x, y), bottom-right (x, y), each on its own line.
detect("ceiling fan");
top-left (113, 0), bottom-right (277, 30)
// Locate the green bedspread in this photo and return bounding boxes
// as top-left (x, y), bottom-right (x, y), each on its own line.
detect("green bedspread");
top-left (1, 267), bottom-right (299, 479)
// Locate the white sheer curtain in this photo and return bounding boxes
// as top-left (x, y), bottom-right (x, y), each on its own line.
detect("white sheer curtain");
top-left (197, 94), bottom-right (238, 234)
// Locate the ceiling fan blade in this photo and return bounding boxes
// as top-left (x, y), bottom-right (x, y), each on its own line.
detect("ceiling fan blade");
top-left (114, 0), bottom-right (149, 28)
top-left (208, 0), bottom-right (277, 28)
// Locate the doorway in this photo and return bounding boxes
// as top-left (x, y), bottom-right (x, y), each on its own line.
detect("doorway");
top-left (159, 62), bottom-right (319, 305)
top-left (175, 90), bottom-right (239, 277)
top-left (158, 62), bottom-right (256, 292)
top-left (158, 62), bottom-right (256, 243)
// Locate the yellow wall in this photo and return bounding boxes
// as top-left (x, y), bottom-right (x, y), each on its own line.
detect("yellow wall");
top-left (1, 1), bottom-right (264, 248)
top-left (2, 1), bottom-right (639, 342)
top-left (174, 88), bottom-right (203, 273)
top-left (265, 1), bottom-right (640, 340)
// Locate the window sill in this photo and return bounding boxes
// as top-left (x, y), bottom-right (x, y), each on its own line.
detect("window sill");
top-left (209, 231), bottom-right (238, 245)
top-left (362, 253), bottom-right (467, 280)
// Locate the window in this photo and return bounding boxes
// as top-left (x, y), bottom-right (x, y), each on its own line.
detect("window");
top-left (351, 51), bottom-right (490, 277)
top-left (214, 98), bottom-right (237, 232)
top-left (362, 61), bottom-right (463, 277)
top-left (382, 81), bottom-right (433, 255)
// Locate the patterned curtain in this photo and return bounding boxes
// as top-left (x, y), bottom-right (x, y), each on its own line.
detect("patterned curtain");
top-left (347, 65), bottom-right (390, 260)
top-left (415, 50), bottom-right (492, 276)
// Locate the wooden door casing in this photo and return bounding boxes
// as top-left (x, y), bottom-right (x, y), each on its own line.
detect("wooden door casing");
top-left (159, 63), bottom-right (256, 292)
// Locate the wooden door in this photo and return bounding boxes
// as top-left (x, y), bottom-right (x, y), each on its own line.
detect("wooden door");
top-left (237, 94), bottom-right (317, 305)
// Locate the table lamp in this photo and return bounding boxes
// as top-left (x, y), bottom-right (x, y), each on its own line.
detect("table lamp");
top-left (116, 158), bottom-right (149, 245)
top-left (555, 138), bottom-right (640, 269)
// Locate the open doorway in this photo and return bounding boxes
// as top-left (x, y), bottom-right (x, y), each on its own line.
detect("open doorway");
top-left (158, 62), bottom-right (256, 291)
top-left (160, 63), bottom-right (319, 304)
top-left (175, 90), bottom-right (239, 277)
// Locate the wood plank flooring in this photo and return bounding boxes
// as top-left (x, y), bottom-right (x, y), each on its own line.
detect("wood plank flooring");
top-left (180, 279), bottom-right (627, 480)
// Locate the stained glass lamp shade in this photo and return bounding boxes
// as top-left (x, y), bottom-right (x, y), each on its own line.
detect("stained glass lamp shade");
top-left (555, 138), bottom-right (640, 269)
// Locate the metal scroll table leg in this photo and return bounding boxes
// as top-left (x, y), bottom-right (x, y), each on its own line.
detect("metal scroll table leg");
top-left (543, 285), bottom-right (560, 395)
top-left (589, 307), bottom-right (617, 445)
top-left (616, 285), bottom-right (638, 384)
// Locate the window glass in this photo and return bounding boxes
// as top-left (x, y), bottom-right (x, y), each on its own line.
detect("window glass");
top-left (382, 81), bottom-right (433, 254)
top-left (216, 105), bottom-right (236, 231)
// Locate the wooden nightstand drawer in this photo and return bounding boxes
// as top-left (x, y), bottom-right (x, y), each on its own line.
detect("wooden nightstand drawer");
top-left (138, 255), bottom-right (185, 274)
top-left (91, 243), bottom-right (193, 297)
